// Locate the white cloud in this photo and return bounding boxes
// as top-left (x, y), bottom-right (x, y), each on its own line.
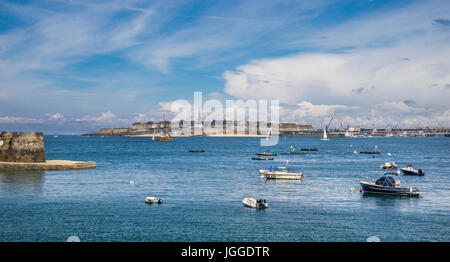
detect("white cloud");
top-left (0, 115), bottom-right (44, 124)
top-left (224, 45), bottom-right (450, 107)
top-left (47, 112), bottom-right (65, 121)
top-left (223, 1), bottom-right (450, 127)
top-left (76, 111), bottom-right (119, 123)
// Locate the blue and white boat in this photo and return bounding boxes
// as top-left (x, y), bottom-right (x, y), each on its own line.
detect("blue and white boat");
top-left (358, 172), bottom-right (421, 197)
top-left (259, 166), bottom-right (303, 180)
top-left (401, 165), bottom-right (425, 176)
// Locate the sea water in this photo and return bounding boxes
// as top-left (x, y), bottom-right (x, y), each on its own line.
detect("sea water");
top-left (0, 136), bottom-right (449, 241)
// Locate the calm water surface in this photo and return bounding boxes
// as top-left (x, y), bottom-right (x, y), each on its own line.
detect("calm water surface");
top-left (0, 136), bottom-right (449, 241)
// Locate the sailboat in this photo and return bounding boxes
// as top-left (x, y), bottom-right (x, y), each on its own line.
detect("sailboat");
top-left (321, 114), bottom-right (333, 141)
top-left (321, 127), bottom-right (330, 141)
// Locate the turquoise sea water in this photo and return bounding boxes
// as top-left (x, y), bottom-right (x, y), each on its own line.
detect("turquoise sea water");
top-left (0, 136), bottom-right (449, 242)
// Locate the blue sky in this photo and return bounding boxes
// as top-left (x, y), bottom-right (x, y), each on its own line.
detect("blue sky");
top-left (0, 0), bottom-right (449, 133)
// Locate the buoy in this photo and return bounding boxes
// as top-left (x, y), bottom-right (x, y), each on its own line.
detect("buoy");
top-left (350, 187), bottom-right (355, 192)
top-left (130, 181), bottom-right (135, 184)
top-left (387, 153), bottom-right (392, 156)
top-left (260, 175), bottom-right (265, 178)
top-left (353, 151), bottom-right (358, 154)
top-left (360, 189), bottom-right (363, 193)
top-left (350, 145), bottom-right (353, 147)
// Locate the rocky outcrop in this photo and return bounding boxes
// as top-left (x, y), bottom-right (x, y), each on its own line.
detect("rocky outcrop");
top-left (0, 132), bottom-right (46, 163)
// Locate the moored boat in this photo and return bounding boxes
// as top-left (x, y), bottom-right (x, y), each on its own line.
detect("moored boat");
top-left (144, 196), bottom-right (163, 204)
top-left (252, 157), bottom-right (274, 161)
top-left (360, 151), bottom-right (380, 154)
top-left (242, 198), bottom-right (268, 209)
top-left (380, 162), bottom-right (398, 170)
top-left (259, 166), bottom-right (303, 180)
top-left (401, 165), bottom-right (424, 176)
top-left (155, 136), bottom-right (173, 141)
top-left (256, 152), bottom-right (277, 156)
top-left (358, 172), bottom-right (421, 197)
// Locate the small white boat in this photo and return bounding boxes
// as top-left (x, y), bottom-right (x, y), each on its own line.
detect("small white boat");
top-left (144, 196), bottom-right (163, 204)
top-left (242, 198), bottom-right (268, 209)
top-left (380, 162), bottom-right (398, 170)
top-left (259, 166), bottom-right (303, 180)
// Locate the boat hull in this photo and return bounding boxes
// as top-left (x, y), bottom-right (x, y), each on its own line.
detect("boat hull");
top-left (359, 181), bottom-right (420, 197)
top-left (401, 168), bottom-right (424, 176)
top-left (381, 167), bottom-right (398, 170)
top-left (155, 137), bottom-right (173, 141)
top-left (256, 153), bottom-right (277, 156)
top-left (242, 198), bottom-right (268, 209)
top-left (259, 170), bottom-right (303, 180)
top-left (145, 197), bottom-right (163, 204)
top-left (252, 157), bottom-right (273, 161)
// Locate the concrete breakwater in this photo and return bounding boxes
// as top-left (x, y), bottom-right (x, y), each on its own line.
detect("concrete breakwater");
top-left (0, 132), bottom-right (95, 171)
top-left (0, 160), bottom-right (96, 171)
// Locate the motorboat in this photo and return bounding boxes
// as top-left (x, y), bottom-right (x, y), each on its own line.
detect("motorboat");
top-left (252, 157), bottom-right (274, 161)
top-left (189, 149), bottom-right (205, 153)
top-left (380, 162), bottom-right (398, 170)
top-left (358, 172), bottom-right (421, 197)
top-left (259, 166), bottom-right (303, 180)
top-left (144, 197), bottom-right (163, 204)
top-left (256, 152), bottom-right (277, 156)
top-left (401, 165), bottom-right (425, 176)
top-left (242, 198), bottom-right (268, 209)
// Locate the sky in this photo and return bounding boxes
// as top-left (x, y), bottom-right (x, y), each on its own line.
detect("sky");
top-left (0, 0), bottom-right (449, 134)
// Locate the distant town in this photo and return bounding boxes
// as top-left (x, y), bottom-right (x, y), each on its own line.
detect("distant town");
top-left (83, 120), bottom-right (450, 137)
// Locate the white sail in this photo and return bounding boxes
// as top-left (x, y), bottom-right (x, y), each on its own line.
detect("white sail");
top-left (321, 127), bottom-right (330, 141)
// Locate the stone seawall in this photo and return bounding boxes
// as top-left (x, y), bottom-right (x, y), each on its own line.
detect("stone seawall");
top-left (0, 132), bottom-right (46, 163)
